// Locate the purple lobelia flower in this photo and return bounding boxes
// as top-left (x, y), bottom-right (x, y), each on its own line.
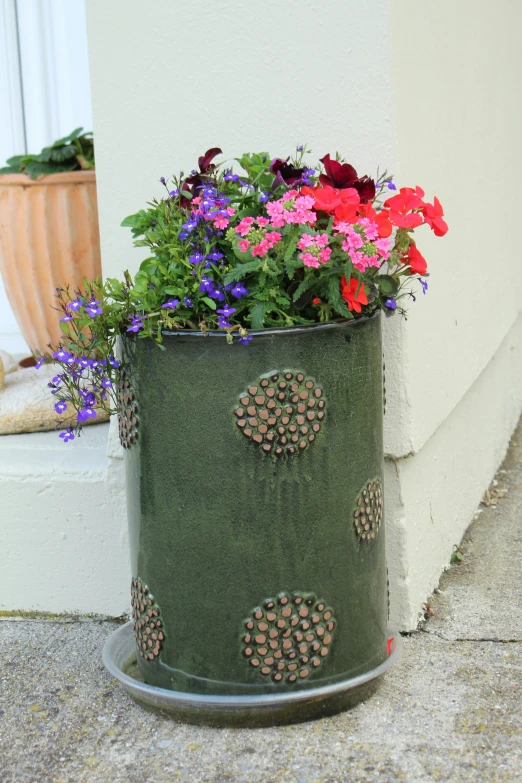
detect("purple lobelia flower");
top-left (189, 252), bottom-right (205, 264)
top-left (59, 428), bottom-right (75, 442)
top-left (237, 333), bottom-right (253, 345)
top-left (385, 298), bottom-right (397, 310)
top-left (108, 356), bottom-right (120, 368)
top-left (386, 179), bottom-right (397, 191)
top-left (183, 297), bottom-right (193, 308)
top-left (101, 377), bottom-right (112, 389)
top-left (54, 400), bottom-right (67, 414)
top-left (259, 191), bottom-right (270, 203)
top-left (206, 251), bottom-right (224, 262)
top-left (77, 406), bottom-right (97, 423)
top-left (127, 315), bottom-right (145, 333)
top-left (160, 177), bottom-right (166, 185)
top-left (60, 314), bottom-right (74, 322)
top-left (35, 356), bottom-right (46, 369)
top-left (420, 279), bottom-right (428, 295)
top-left (161, 298), bottom-right (179, 309)
top-left (84, 298), bottom-right (103, 317)
top-left (67, 299), bottom-right (83, 313)
top-left (53, 348), bottom-right (73, 362)
top-left (230, 282), bottom-right (249, 299)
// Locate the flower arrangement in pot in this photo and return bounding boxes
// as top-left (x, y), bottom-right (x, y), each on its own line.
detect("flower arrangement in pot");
top-left (41, 146), bottom-right (447, 725)
top-left (0, 128), bottom-right (100, 357)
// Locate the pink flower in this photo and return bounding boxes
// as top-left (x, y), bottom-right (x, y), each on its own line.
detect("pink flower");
top-left (265, 231), bottom-right (282, 244)
top-left (214, 217), bottom-right (229, 230)
top-left (238, 239), bottom-right (250, 252)
top-left (375, 237), bottom-right (391, 260)
top-left (226, 206), bottom-right (236, 217)
top-left (235, 217), bottom-right (256, 236)
top-left (297, 234), bottom-right (314, 250)
top-left (257, 216), bottom-right (270, 227)
top-left (319, 247), bottom-right (332, 264)
top-left (252, 240), bottom-right (270, 258)
top-left (301, 252), bottom-right (320, 268)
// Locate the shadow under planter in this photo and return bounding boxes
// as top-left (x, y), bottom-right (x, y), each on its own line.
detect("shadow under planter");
top-left (105, 313), bottom-right (399, 725)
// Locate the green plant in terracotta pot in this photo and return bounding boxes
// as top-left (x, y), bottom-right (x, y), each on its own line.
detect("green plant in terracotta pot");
top-left (40, 146), bottom-right (448, 725)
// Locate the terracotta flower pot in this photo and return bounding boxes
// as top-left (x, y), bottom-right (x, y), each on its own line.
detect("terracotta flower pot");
top-left (0, 171), bottom-right (101, 355)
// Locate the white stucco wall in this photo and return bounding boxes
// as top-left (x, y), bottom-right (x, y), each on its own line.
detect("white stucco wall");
top-left (4, 0), bottom-right (521, 626)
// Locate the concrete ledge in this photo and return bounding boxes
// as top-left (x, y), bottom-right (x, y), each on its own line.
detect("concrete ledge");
top-left (0, 424), bottom-right (129, 615)
top-left (387, 312), bottom-right (522, 630)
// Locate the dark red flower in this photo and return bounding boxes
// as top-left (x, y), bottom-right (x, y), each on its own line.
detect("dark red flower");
top-left (183, 147), bottom-right (223, 195)
top-left (319, 154), bottom-right (375, 202)
top-left (270, 157), bottom-right (306, 186)
top-left (198, 148), bottom-right (223, 172)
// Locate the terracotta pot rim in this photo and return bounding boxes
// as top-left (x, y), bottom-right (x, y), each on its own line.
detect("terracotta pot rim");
top-left (156, 311), bottom-right (381, 340)
top-left (0, 170), bottom-right (96, 186)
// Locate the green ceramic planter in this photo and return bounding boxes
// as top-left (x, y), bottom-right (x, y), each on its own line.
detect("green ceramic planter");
top-left (116, 312), bottom-right (391, 723)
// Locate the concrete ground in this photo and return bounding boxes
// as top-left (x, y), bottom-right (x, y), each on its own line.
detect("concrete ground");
top-left (1, 424), bottom-right (521, 783)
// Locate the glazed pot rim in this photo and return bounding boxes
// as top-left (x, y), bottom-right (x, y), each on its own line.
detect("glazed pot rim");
top-left (0, 171), bottom-right (96, 186)
top-left (157, 311), bottom-right (381, 340)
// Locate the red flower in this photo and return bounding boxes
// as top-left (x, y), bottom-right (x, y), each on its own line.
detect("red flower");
top-left (340, 276), bottom-right (368, 313)
top-left (356, 202), bottom-right (393, 238)
top-left (384, 186), bottom-right (425, 229)
top-left (319, 154), bottom-right (375, 202)
top-left (405, 244), bottom-right (427, 275)
top-left (421, 196), bottom-right (448, 236)
top-left (306, 184), bottom-right (342, 212)
top-left (334, 202), bottom-right (358, 223)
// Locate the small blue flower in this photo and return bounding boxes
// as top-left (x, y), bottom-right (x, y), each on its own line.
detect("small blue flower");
top-left (183, 297), bottom-right (193, 308)
top-left (66, 299), bottom-right (83, 313)
top-left (161, 298), bottom-right (179, 310)
top-left (108, 356), bottom-right (120, 369)
top-left (386, 179), bottom-right (397, 191)
top-left (101, 377), bottom-right (112, 389)
top-left (189, 252), bottom-right (205, 264)
top-left (231, 283), bottom-right (249, 299)
top-left (77, 407), bottom-right (97, 423)
top-left (207, 251), bottom-right (224, 262)
top-left (224, 170), bottom-right (239, 182)
top-left (53, 348), bottom-right (73, 362)
top-left (160, 177), bottom-right (166, 185)
top-left (217, 305), bottom-right (236, 318)
top-left (35, 357), bottom-right (46, 369)
top-left (54, 400), bottom-right (67, 414)
top-left (59, 428), bottom-right (75, 443)
top-left (126, 315), bottom-right (145, 333)
top-left (385, 298), bottom-right (397, 310)
top-left (85, 299), bottom-right (103, 317)
top-left (60, 314), bottom-right (74, 322)
top-left (259, 191), bottom-right (270, 203)
top-left (237, 334), bottom-right (253, 346)
top-left (420, 279), bottom-right (428, 295)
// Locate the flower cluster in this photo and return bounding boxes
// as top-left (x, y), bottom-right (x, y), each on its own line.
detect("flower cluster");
top-left (42, 145), bottom-right (447, 439)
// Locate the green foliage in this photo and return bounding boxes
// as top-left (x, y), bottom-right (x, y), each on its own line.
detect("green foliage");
top-left (0, 128), bottom-right (94, 178)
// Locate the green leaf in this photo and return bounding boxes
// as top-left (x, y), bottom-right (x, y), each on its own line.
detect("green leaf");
top-left (120, 212), bottom-right (146, 228)
top-left (326, 276), bottom-right (353, 319)
top-left (284, 238), bottom-right (298, 263)
top-left (223, 260), bottom-right (260, 284)
top-left (292, 275), bottom-right (315, 303)
top-left (248, 301), bottom-right (274, 329)
top-left (202, 296), bottom-right (217, 310)
top-left (4, 155), bottom-right (25, 170)
top-left (377, 274), bottom-right (399, 296)
top-left (48, 144), bottom-right (77, 162)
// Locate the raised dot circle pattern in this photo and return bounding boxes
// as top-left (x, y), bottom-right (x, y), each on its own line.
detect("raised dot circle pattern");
top-left (118, 367), bottom-right (139, 449)
top-left (131, 577), bottom-right (165, 660)
top-left (242, 592), bottom-right (336, 683)
top-left (353, 479), bottom-right (383, 541)
top-left (235, 372), bottom-right (326, 456)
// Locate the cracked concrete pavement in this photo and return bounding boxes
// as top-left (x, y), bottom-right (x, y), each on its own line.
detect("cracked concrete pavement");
top-left (1, 419), bottom-right (521, 783)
